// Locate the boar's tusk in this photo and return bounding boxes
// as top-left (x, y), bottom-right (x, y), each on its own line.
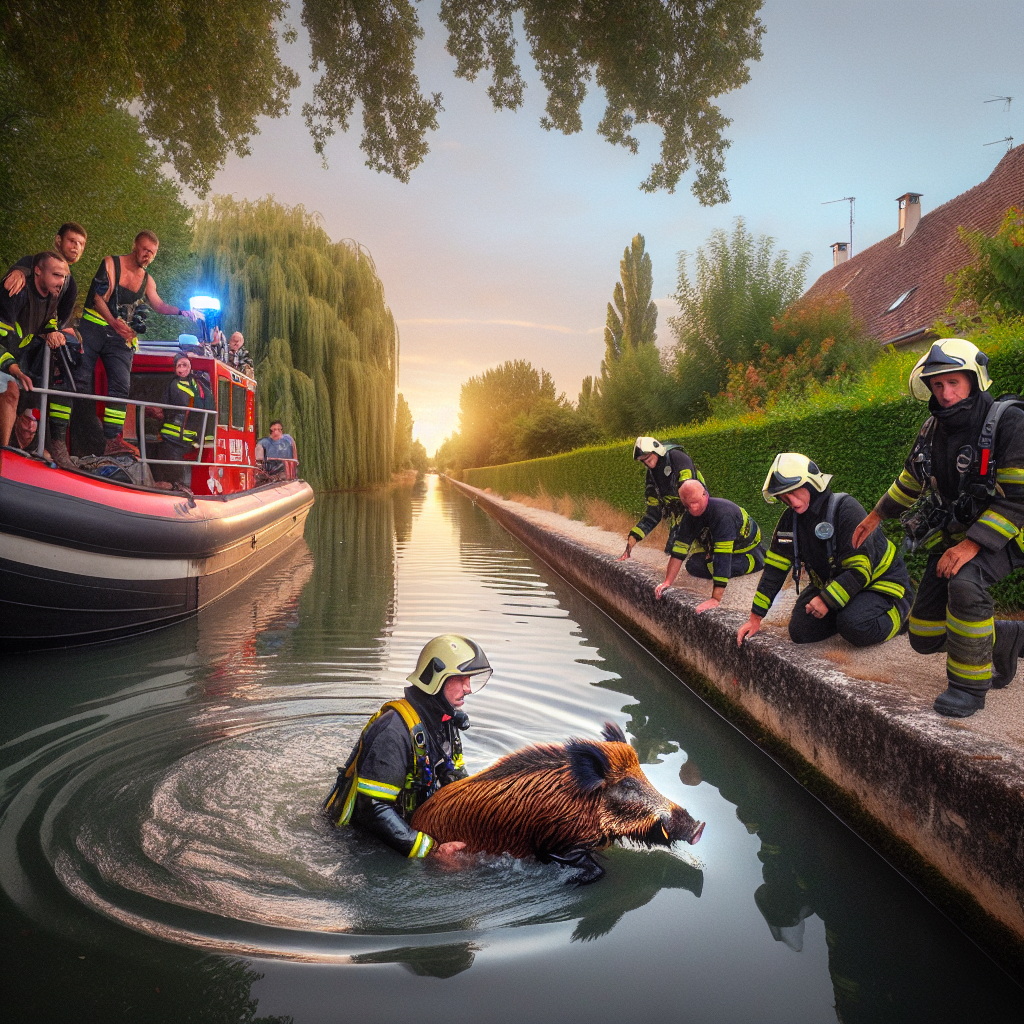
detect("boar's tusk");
top-left (661, 824), bottom-right (669, 840)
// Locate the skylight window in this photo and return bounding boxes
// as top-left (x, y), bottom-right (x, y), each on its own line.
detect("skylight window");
top-left (885, 287), bottom-right (917, 313)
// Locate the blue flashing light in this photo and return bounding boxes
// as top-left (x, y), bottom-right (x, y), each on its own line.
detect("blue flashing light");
top-left (178, 333), bottom-right (200, 346)
top-left (189, 295), bottom-right (221, 312)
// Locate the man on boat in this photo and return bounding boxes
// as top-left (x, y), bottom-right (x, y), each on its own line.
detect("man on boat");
top-left (0, 251), bottom-right (67, 447)
top-left (75, 230), bottom-right (196, 457)
top-left (324, 635), bottom-right (492, 861)
top-left (227, 331), bottom-right (253, 376)
top-left (3, 224), bottom-right (88, 469)
top-left (619, 436), bottom-right (704, 562)
top-left (256, 420), bottom-right (297, 482)
top-left (654, 479), bottom-right (765, 610)
top-left (736, 453), bottom-right (913, 649)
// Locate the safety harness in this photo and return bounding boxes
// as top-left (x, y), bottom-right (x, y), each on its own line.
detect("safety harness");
top-left (902, 395), bottom-right (1024, 550)
top-left (323, 699), bottom-right (434, 826)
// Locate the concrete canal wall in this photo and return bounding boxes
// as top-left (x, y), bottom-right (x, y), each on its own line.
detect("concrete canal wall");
top-left (449, 478), bottom-right (1024, 961)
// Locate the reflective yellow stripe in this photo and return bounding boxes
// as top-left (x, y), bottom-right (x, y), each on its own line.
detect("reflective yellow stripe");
top-left (735, 525), bottom-right (762, 554)
top-left (18, 332), bottom-right (34, 348)
top-left (746, 553), bottom-right (756, 573)
top-left (646, 496), bottom-right (660, 506)
top-left (82, 308), bottom-right (107, 325)
top-left (886, 480), bottom-right (919, 508)
top-left (898, 469), bottom-right (920, 491)
top-left (355, 778), bottom-right (401, 801)
top-left (945, 612), bottom-right (994, 639)
top-left (753, 591), bottom-right (771, 612)
top-left (629, 527), bottom-right (646, 540)
top-left (946, 657), bottom-right (992, 681)
top-left (49, 404), bottom-right (71, 421)
top-left (869, 540), bottom-right (896, 582)
top-left (885, 606), bottom-right (902, 641)
top-left (0, 352), bottom-right (14, 369)
top-left (713, 541), bottom-right (734, 553)
top-left (765, 550), bottom-right (791, 571)
top-left (909, 616), bottom-right (945, 636)
top-left (672, 541), bottom-right (690, 557)
top-left (976, 510), bottom-right (1018, 539)
top-left (103, 408), bottom-right (126, 425)
top-left (996, 467), bottom-right (1024, 484)
top-left (408, 832), bottom-right (434, 858)
top-left (868, 580), bottom-right (906, 599)
top-left (825, 581), bottom-right (850, 607)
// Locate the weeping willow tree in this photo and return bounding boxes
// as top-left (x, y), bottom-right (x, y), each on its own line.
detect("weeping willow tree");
top-left (190, 196), bottom-right (398, 489)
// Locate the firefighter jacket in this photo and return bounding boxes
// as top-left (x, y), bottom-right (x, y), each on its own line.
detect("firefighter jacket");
top-left (671, 496), bottom-right (762, 590)
top-left (12, 254), bottom-right (77, 332)
top-left (630, 447), bottom-right (702, 541)
top-left (753, 486), bottom-right (912, 618)
top-left (875, 390), bottom-right (1024, 554)
top-left (161, 373), bottom-right (215, 448)
top-left (344, 686), bottom-right (468, 858)
top-left (0, 276), bottom-right (58, 374)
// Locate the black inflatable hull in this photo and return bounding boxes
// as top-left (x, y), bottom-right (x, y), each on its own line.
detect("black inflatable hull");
top-left (1, 449), bottom-right (314, 650)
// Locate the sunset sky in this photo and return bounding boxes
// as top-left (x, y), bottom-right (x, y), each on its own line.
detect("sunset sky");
top-left (207, 0), bottom-right (1023, 455)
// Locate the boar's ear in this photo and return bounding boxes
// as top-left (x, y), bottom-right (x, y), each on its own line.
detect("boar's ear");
top-left (566, 740), bottom-right (611, 793)
top-left (601, 721), bottom-right (626, 744)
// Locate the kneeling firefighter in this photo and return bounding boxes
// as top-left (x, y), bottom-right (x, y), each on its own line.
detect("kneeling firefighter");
top-left (324, 635), bottom-right (492, 859)
top-left (737, 453), bottom-right (913, 648)
top-left (853, 339), bottom-right (1024, 717)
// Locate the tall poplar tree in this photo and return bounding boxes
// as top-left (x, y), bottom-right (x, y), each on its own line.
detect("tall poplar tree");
top-left (604, 233), bottom-right (658, 363)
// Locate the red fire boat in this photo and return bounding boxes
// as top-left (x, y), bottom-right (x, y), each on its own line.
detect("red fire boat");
top-left (1, 325), bottom-right (314, 650)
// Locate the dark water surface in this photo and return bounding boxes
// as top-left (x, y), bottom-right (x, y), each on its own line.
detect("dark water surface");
top-left (2, 476), bottom-right (1019, 1023)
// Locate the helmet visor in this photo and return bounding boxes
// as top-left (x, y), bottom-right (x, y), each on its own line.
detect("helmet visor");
top-left (465, 668), bottom-right (491, 693)
top-left (764, 468), bottom-right (804, 498)
top-left (457, 643), bottom-right (491, 692)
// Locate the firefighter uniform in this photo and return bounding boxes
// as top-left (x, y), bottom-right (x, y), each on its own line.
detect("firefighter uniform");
top-left (629, 442), bottom-right (704, 553)
top-left (872, 340), bottom-right (1024, 715)
top-left (754, 487), bottom-right (913, 647)
top-left (671, 496), bottom-right (764, 588)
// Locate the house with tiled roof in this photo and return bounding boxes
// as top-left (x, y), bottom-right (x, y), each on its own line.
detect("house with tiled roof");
top-left (804, 146), bottom-right (1023, 346)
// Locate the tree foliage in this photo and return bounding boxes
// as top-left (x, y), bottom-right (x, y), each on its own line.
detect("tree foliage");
top-left (303, 0), bottom-right (764, 200)
top-left (191, 196), bottom-right (398, 490)
top-left (947, 206), bottom-right (1024, 320)
top-left (668, 217), bottom-right (810, 420)
top-left (716, 293), bottom-right (876, 414)
top-left (0, 103), bottom-right (194, 296)
top-left (393, 392), bottom-right (416, 470)
top-left (0, 0), bottom-right (299, 195)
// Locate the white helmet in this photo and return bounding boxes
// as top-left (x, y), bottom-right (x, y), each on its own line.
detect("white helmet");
top-left (908, 339), bottom-right (993, 401)
top-left (762, 453), bottom-right (833, 503)
top-left (633, 436), bottom-right (667, 460)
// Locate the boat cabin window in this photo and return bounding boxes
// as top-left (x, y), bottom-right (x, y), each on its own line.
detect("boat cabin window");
top-left (231, 383), bottom-right (247, 430)
top-left (218, 379), bottom-right (230, 426)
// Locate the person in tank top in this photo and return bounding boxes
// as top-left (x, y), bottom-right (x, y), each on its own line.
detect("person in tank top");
top-left (75, 230), bottom-right (196, 457)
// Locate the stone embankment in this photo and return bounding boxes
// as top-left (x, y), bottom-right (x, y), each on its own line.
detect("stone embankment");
top-left (450, 478), bottom-right (1024, 962)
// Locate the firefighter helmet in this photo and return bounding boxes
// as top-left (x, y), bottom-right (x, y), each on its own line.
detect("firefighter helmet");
top-left (908, 339), bottom-right (993, 401)
top-left (407, 635), bottom-right (492, 695)
top-left (762, 453), bottom-right (833, 503)
top-left (633, 436), bottom-right (667, 460)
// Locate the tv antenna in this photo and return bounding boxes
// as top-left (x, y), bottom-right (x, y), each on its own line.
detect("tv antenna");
top-left (984, 96), bottom-right (1012, 112)
top-left (823, 196), bottom-right (856, 256)
top-left (984, 136), bottom-right (1014, 152)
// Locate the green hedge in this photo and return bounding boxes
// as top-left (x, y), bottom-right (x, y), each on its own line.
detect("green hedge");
top-left (464, 332), bottom-right (1024, 608)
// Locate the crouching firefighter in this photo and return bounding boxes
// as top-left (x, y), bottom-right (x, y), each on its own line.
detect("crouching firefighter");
top-left (853, 339), bottom-right (1024, 717)
top-left (323, 635), bottom-right (492, 859)
top-left (619, 436), bottom-right (705, 562)
top-left (737, 453), bottom-right (913, 648)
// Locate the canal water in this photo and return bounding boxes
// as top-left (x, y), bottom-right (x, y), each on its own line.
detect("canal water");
top-left (1, 476), bottom-right (1019, 1023)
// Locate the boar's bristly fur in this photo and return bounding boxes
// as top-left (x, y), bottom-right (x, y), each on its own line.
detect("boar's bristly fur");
top-left (410, 721), bottom-right (704, 883)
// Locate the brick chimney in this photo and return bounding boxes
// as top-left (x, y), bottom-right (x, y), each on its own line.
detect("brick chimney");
top-left (897, 193), bottom-right (923, 245)
top-left (831, 241), bottom-right (850, 266)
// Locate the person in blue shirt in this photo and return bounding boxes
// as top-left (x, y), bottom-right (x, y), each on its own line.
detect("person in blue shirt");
top-left (256, 419), bottom-right (297, 481)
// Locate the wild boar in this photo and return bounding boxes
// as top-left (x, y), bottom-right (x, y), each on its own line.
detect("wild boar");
top-left (410, 722), bottom-right (705, 883)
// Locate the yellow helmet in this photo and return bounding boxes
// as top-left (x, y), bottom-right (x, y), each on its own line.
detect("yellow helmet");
top-left (633, 436), bottom-right (667, 460)
top-left (908, 339), bottom-right (993, 401)
top-left (762, 453), bottom-right (833, 503)
top-left (406, 634), bottom-right (492, 695)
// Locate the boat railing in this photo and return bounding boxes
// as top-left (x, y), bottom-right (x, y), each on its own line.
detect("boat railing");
top-left (29, 346), bottom-right (298, 478)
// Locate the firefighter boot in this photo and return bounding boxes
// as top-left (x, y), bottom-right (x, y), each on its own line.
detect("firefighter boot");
top-left (933, 684), bottom-right (986, 718)
top-left (991, 621), bottom-right (1024, 689)
top-left (49, 438), bottom-right (75, 471)
top-left (104, 433), bottom-right (140, 458)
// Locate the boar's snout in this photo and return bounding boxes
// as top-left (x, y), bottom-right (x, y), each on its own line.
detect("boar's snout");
top-left (664, 805), bottom-right (705, 846)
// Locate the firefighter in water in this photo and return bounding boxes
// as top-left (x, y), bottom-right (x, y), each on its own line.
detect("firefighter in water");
top-left (853, 339), bottom-right (1024, 717)
top-left (737, 453), bottom-right (913, 648)
top-left (324, 635), bottom-right (492, 860)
